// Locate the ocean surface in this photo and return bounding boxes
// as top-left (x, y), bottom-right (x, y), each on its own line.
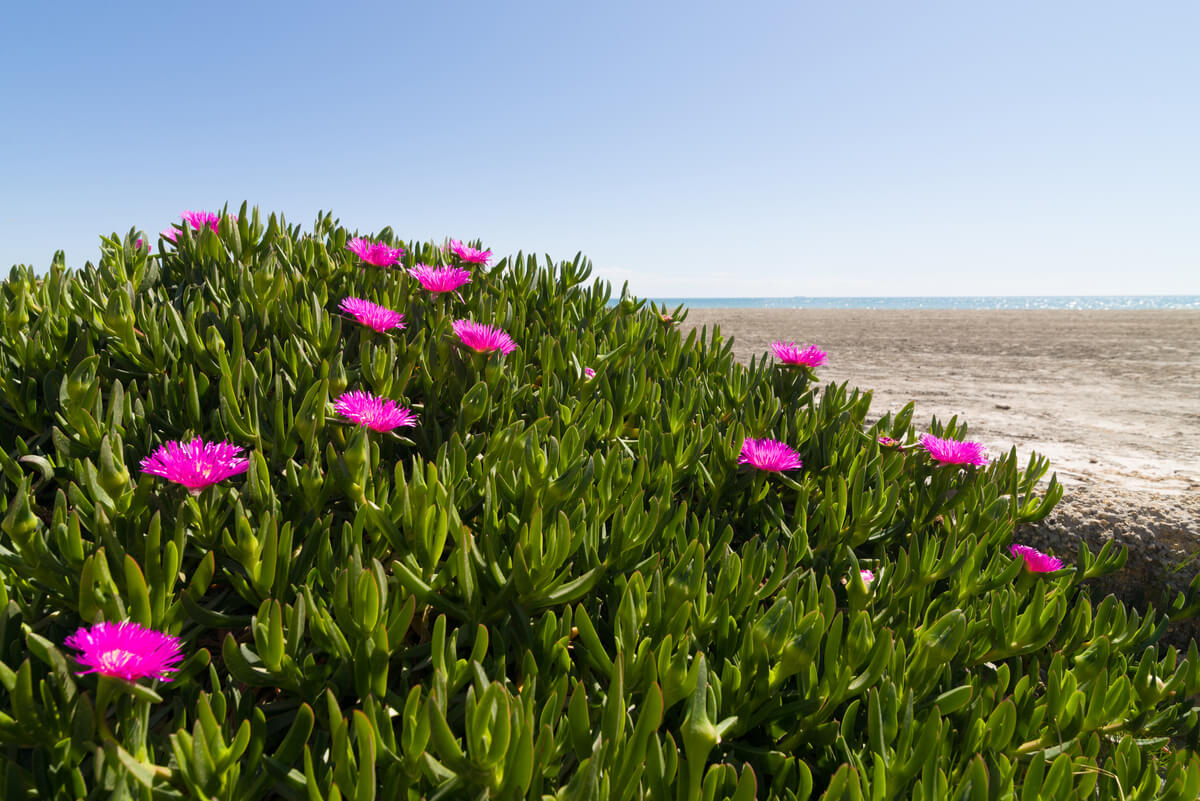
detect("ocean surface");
top-left (639, 295), bottom-right (1200, 311)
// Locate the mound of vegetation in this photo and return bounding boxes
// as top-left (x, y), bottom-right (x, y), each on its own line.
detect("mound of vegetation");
top-left (1, 206), bottom-right (1198, 799)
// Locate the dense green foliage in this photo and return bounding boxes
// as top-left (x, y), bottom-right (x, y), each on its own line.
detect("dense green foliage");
top-left (2, 206), bottom-right (1199, 799)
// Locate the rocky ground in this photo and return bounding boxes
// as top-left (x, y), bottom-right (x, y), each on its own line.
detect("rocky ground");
top-left (1019, 486), bottom-right (1200, 648)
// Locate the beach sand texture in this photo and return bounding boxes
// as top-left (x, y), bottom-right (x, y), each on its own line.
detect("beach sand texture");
top-left (684, 309), bottom-right (1200, 633)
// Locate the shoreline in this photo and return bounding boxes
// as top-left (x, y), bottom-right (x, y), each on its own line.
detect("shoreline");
top-left (651, 299), bottom-right (1200, 312)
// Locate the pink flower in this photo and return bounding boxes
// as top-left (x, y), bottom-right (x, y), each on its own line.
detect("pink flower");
top-left (410, 264), bottom-right (472, 294)
top-left (182, 211), bottom-right (224, 231)
top-left (448, 239), bottom-right (492, 265)
top-left (844, 569), bottom-right (876, 586)
top-left (771, 341), bottom-right (828, 367)
top-left (919, 434), bottom-right (988, 467)
top-left (738, 438), bottom-right (803, 472)
top-left (135, 237), bottom-right (145, 250)
top-left (584, 367), bottom-right (596, 379)
top-left (452, 319), bottom-right (517, 355)
top-left (877, 436), bottom-right (902, 448)
top-left (140, 439), bottom-right (249, 493)
top-left (1011, 544), bottom-right (1063, 573)
top-left (64, 622), bottom-right (184, 683)
top-left (334, 391), bottom-right (418, 432)
top-left (339, 297), bottom-right (405, 333)
top-left (161, 211), bottom-right (234, 243)
top-left (347, 237), bottom-right (404, 267)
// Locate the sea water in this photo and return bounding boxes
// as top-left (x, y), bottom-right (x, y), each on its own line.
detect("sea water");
top-left (636, 295), bottom-right (1200, 310)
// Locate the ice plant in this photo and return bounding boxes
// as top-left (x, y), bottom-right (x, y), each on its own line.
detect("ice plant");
top-left (738, 438), bottom-right (803, 472)
top-left (453, 319), bottom-right (517, 355)
top-left (334, 390), bottom-right (418, 433)
top-left (878, 436), bottom-right (902, 448)
top-left (347, 237), bottom-right (404, 267)
top-left (1011, 544), bottom-right (1064, 573)
top-left (64, 622), bottom-right (184, 683)
top-left (339, 297), bottom-right (405, 333)
top-left (410, 264), bottom-right (472, 294)
top-left (771, 341), bottom-right (828, 367)
top-left (161, 210), bottom-right (230, 243)
top-left (448, 239), bottom-right (492, 265)
top-left (919, 434), bottom-right (988, 466)
top-left (182, 210), bottom-right (224, 231)
top-left (845, 569), bottom-right (876, 586)
top-left (140, 438), bottom-right (249, 493)
top-left (584, 367), bottom-right (596, 379)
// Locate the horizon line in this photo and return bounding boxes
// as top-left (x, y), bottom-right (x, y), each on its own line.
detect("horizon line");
top-left (638, 293), bottom-right (1200, 299)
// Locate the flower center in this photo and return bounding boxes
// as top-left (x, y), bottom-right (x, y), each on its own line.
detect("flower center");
top-left (98, 648), bottom-right (138, 672)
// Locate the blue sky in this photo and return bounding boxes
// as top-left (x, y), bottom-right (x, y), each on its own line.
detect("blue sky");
top-left (2, 1), bottom-right (1197, 296)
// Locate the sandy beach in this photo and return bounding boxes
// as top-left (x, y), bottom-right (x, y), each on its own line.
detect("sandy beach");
top-left (685, 309), bottom-right (1200, 624)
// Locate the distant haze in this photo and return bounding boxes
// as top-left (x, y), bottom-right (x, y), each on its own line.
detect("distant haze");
top-left (2, 1), bottom-right (1197, 297)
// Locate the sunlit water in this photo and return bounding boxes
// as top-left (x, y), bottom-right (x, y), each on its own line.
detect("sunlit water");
top-left (636, 295), bottom-right (1200, 310)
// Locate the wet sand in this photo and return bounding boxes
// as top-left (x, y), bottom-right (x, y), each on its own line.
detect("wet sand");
top-left (684, 309), bottom-right (1200, 624)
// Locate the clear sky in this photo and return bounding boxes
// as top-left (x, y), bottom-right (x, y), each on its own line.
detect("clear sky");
top-left (2, 1), bottom-right (1197, 297)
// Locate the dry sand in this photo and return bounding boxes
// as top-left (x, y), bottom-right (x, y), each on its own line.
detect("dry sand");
top-left (684, 309), bottom-right (1200, 634)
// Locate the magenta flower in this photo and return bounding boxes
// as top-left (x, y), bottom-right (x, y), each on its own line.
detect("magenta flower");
top-left (738, 438), bottom-right (803, 472)
top-left (1011, 544), bottom-right (1064, 573)
top-left (410, 264), bottom-right (472, 294)
top-left (771, 341), bottom-right (828, 368)
top-left (64, 622), bottom-right (184, 683)
top-left (339, 297), bottom-right (405, 333)
top-left (453, 319), bottom-right (517, 355)
top-left (878, 436), bottom-right (902, 448)
top-left (140, 439), bottom-right (249, 493)
top-left (919, 434), bottom-right (989, 466)
top-left (583, 367), bottom-right (596, 379)
top-left (844, 568), bottom-right (876, 587)
top-left (347, 237), bottom-right (405, 267)
top-left (448, 239), bottom-right (492, 265)
top-left (182, 211), bottom-right (223, 231)
top-left (334, 391), bottom-right (418, 432)
top-left (161, 210), bottom-right (231, 243)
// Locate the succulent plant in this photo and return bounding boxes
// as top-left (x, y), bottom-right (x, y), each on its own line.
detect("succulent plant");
top-left (0, 205), bottom-right (1197, 799)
